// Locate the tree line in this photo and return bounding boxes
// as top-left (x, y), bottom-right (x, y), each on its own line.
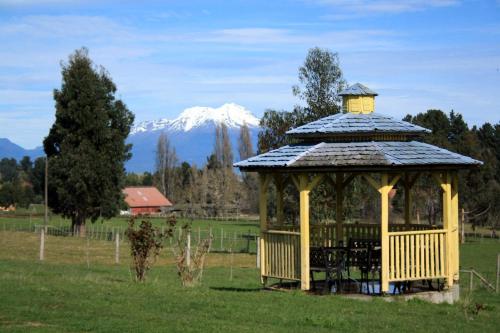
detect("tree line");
top-left (0, 156), bottom-right (46, 208)
top-left (126, 122), bottom-right (258, 218)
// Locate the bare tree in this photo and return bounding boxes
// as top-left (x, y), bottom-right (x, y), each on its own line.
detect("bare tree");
top-left (238, 123), bottom-right (258, 213)
top-left (155, 131), bottom-right (178, 200)
top-left (238, 123), bottom-right (254, 161)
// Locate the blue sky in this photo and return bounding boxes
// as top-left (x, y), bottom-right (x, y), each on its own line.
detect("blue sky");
top-left (0, 0), bottom-right (499, 148)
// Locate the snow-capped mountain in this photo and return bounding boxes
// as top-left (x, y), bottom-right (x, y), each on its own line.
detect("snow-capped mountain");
top-left (126, 103), bottom-right (260, 172)
top-left (131, 103), bottom-right (260, 134)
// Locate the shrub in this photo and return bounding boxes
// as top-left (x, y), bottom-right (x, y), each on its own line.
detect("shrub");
top-left (125, 216), bottom-right (175, 282)
top-left (173, 223), bottom-right (212, 287)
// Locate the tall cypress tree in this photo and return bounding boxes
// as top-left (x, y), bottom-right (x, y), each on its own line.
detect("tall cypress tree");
top-left (44, 48), bottom-right (134, 234)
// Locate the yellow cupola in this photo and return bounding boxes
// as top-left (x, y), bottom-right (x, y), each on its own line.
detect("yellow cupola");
top-left (339, 83), bottom-right (378, 114)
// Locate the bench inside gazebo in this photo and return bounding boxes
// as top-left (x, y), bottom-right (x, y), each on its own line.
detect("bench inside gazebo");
top-left (235, 83), bottom-right (481, 301)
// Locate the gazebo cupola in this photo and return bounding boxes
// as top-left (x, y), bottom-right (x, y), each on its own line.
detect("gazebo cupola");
top-left (339, 82), bottom-right (378, 114)
top-left (235, 82), bottom-right (481, 298)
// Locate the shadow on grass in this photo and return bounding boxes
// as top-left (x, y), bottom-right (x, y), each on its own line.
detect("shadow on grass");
top-left (210, 286), bottom-right (261, 293)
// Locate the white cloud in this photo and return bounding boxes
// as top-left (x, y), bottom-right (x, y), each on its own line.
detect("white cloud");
top-left (0, 15), bottom-right (133, 40)
top-left (313, 0), bottom-right (460, 19)
top-left (0, 0), bottom-right (74, 6)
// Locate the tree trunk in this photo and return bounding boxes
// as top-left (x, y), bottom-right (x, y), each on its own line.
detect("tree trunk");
top-left (72, 215), bottom-right (86, 237)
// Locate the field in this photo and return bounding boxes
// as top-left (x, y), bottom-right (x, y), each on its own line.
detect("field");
top-left (0, 216), bottom-right (499, 332)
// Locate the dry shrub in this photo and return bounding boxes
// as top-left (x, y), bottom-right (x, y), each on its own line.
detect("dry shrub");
top-left (125, 216), bottom-right (175, 282)
top-left (173, 223), bottom-right (212, 287)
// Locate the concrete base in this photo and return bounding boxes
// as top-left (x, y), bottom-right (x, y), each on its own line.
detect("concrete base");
top-left (341, 284), bottom-right (460, 304)
top-left (390, 284), bottom-right (460, 304)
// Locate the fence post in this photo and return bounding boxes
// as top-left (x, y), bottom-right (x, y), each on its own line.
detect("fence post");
top-left (207, 227), bottom-right (212, 253)
top-left (39, 228), bottom-right (45, 261)
top-left (230, 246), bottom-right (234, 281)
top-left (496, 254), bottom-right (499, 293)
top-left (461, 208), bottom-right (465, 244)
top-left (220, 228), bottom-right (224, 251)
top-left (186, 232), bottom-right (191, 267)
top-left (115, 233), bottom-right (120, 264)
top-left (256, 236), bottom-right (260, 268)
top-left (86, 237), bottom-right (90, 269)
top-left (470, 270), bottom-right (473, 292)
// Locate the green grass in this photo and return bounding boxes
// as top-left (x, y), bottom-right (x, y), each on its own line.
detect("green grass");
top-left (0, 230), bottom-right (499, 332)
top-left (0, 214), bottom-right (260, 234)
top-left (0, 215), bottom-right (261, 253)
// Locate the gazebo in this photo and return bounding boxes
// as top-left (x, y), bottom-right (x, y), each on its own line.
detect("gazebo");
top-left (234, 83), bottom-right (481, 296)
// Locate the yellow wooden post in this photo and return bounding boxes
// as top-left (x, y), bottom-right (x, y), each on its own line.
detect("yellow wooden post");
top-left (335, 172), bottom-right (344, 245)
top-left (404, 173), bottom-right (411, 228)
top-left (298, 174), bottom-right (311, 290)
top-left (441, 172), bottom-right (454, 287)
top-left (259, 173), bottom-right (270, 284)
top-left (380, 173), bottom-right (390, 293)
top-left (451, 172), bottom-right (459, 282)
top-left (274, 174), bottom-right (285, 226)
top-left (363, 172), bottom-right (400, 293)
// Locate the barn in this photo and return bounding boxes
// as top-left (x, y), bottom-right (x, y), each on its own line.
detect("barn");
top-left (122, 187), bottom-right (173, 216)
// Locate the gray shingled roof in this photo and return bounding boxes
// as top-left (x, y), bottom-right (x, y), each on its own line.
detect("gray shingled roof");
top-left (339, 83), bottom-right (378, 96)
top-left (234, 141), bottom-right (482, 170)
top-left (286, 113), bottom-right (431, 138)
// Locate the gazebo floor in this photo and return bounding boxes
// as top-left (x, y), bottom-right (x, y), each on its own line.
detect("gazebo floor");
top-left (265, 279), bottom-right (460, 304)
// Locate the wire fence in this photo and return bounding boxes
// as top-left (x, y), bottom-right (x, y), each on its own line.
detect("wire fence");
top-left (0, 219), bottom-right (259, 255)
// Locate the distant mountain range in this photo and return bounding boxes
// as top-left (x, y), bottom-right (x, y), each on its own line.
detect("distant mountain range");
top-left (0, 138), bottom-right (44, 161)
top-left (0, 103), bottom-right (261, 172)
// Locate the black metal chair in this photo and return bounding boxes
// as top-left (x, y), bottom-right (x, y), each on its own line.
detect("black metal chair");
top-left (323, 247), bottom-right (347, 293)
top-left (310, 247), bottom-right (324, 291)
top-left (367, 246), bottom-right (381, 294)
top-left (347, 239), bottom-right (381, 294)
top-left (310, 247), bottom-right (346, 294)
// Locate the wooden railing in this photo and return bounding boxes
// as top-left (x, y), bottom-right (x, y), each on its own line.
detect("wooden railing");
top-left (310, 224), bottom-right (336, 247)
top-left (270, 223), bottom-right (438, 246)
top-left (262, 230), bottom-right (301, 281)
top-left (388, 229), bottom-right (447, 282)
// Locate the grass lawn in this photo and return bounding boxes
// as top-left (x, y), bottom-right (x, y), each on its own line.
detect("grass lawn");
top-left (0, 230), bottom-right (499, 332)
top-left (0, 214), bottom-right (260, 235)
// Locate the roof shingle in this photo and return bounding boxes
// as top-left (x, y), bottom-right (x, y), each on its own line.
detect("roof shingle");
top-left (234, 141), bottom-right (481, 170)
top-left (286, 113), bottom-right (430, 138)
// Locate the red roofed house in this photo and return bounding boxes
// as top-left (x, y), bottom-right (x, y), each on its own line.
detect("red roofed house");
top-left (123, 187), bottom-right (173, 216)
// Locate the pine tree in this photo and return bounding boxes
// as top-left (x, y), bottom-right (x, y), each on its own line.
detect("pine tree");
top-left (43, 48), bottom-right (134, 235)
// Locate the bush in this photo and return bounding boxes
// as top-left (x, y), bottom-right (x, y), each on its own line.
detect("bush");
top-left (173, 223), bottom-right (212, 287)
top-left (125, 216), bottom-right (175, 282)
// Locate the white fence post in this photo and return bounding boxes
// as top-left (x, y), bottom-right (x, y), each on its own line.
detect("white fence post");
top-left (220, 228), bottom-right (224, 251)
top-left (115, 233), bottom-right (120, 264)
top-left (39, 228), bottom-right (45, 261)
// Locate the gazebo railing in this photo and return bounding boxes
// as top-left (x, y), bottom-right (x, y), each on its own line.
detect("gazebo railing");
top-left (388, 229), bottom-right (447, 282)
top-left (270, 223), bottom-right (438, 246)
top-left (262, 224), bottom-right (446, 283)
top-left (262, 230), bottom-right (301, 281)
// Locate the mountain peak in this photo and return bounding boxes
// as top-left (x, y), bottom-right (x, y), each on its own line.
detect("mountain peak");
top-left (131, 103), bottom-right (260, 135)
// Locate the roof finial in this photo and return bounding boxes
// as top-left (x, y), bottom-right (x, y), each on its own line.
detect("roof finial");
top-left (339, 83), bottom-right (377, 114)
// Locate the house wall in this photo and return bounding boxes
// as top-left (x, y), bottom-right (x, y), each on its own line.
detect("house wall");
top-left (130, 207), bottom-right (162, 215)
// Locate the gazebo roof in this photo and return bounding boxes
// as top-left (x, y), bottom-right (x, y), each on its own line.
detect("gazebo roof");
top-left (339, 83), bottom-right (378, 96)
top-left (286, 112), bottom-right (430, 139)
top-left (234, 141), bottom-right (482, 171)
